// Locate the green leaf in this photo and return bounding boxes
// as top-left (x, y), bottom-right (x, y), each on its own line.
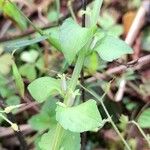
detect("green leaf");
top-left (0, 74), bottom-right (7, 86)
top-left (28, 98), bottom-right (57, 131)
top-left (19, 64), bottom-right (36, 81)
top-left (44, 27), bottom-right (61, 51)
top-left (35, 57), bottom-right (45, 72)
top-left (60, 18), bottom-right (95, 64)
top-left (20, 50), bottom-right (39, 63)
top-left (3, 35), bottom-right (48, 50)
top-left (123, 98), bottom-right (138, 111)
top-left (6, 95), bottom-right (20, 106)
top-left (118, 115), bottom-right (129, 131)
top-left (94, 35), bottom-right (133, 61)
top-left (0, 53), bottom-right (13, 75)
top-left (35, 136), bottom-right (42, 150)
top-left (0, 0), bottom-right (27, 29)
top-left (12, 62), bottom-right (25, 97)
top-left (91, 0), bottom-right (103, 26)
top-left (84, 52), bottom-right (99, 74)
top-left (0, 86), bottom-right (14, 98)
top-left (39, 127), bottom-right (80, 150)
top-left (56, 100), bottom-right (102, 132)
top-left (6, 95), bottom-right (20, 113)
top-left (60, 131), bottom-right (80, 150)
top-left (48, 9), bottom-right (58, 22)
top-left (41, 98), bottom-right (57, 117)
top-left (108, 25), bottom-right (123, 37)
top-left (28, 113), bottom-right (56, 131)
top-left (138, 108), bottom-right (150, 128)
top-left (28, 77), bottom-right (61, 103)
top-left (39, 127), bottom-right (55, 150)
top-left (98, 12), bottom-right (115, 29)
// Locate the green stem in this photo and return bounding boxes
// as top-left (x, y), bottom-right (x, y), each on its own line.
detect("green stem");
top-left (0, 113), bottom-right (13, 125)
top-left (68, 50), bottom-right (86, 92)
top-left (51, 50), bottom-right (86, 150)
top-left (80, 85), bottom-right (132, 150)
top-left (129, 121), bottom-right (150, 148)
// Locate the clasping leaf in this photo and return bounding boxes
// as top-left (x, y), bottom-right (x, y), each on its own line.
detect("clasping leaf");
top-left (56, 99), bottom-right (103, 132)
top-left (60, 18), bottom-right (96, 64)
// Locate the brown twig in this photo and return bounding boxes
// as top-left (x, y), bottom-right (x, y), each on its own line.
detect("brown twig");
top-left (0, 124), bottom-right (32, 138)
top-left (22, 96), bottom-right (39, 112)
top-left (106, 54), bottom-right (150, 75)
top-left (15, 102), bottom-right (39, 115)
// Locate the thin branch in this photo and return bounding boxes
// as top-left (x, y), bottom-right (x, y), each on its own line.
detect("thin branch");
top-left (15, 102), bottom-right (39, 114)
top-left (106, 54), bottom-right (150, 75)
top-left (0, 124), bottom-right (32, 138)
